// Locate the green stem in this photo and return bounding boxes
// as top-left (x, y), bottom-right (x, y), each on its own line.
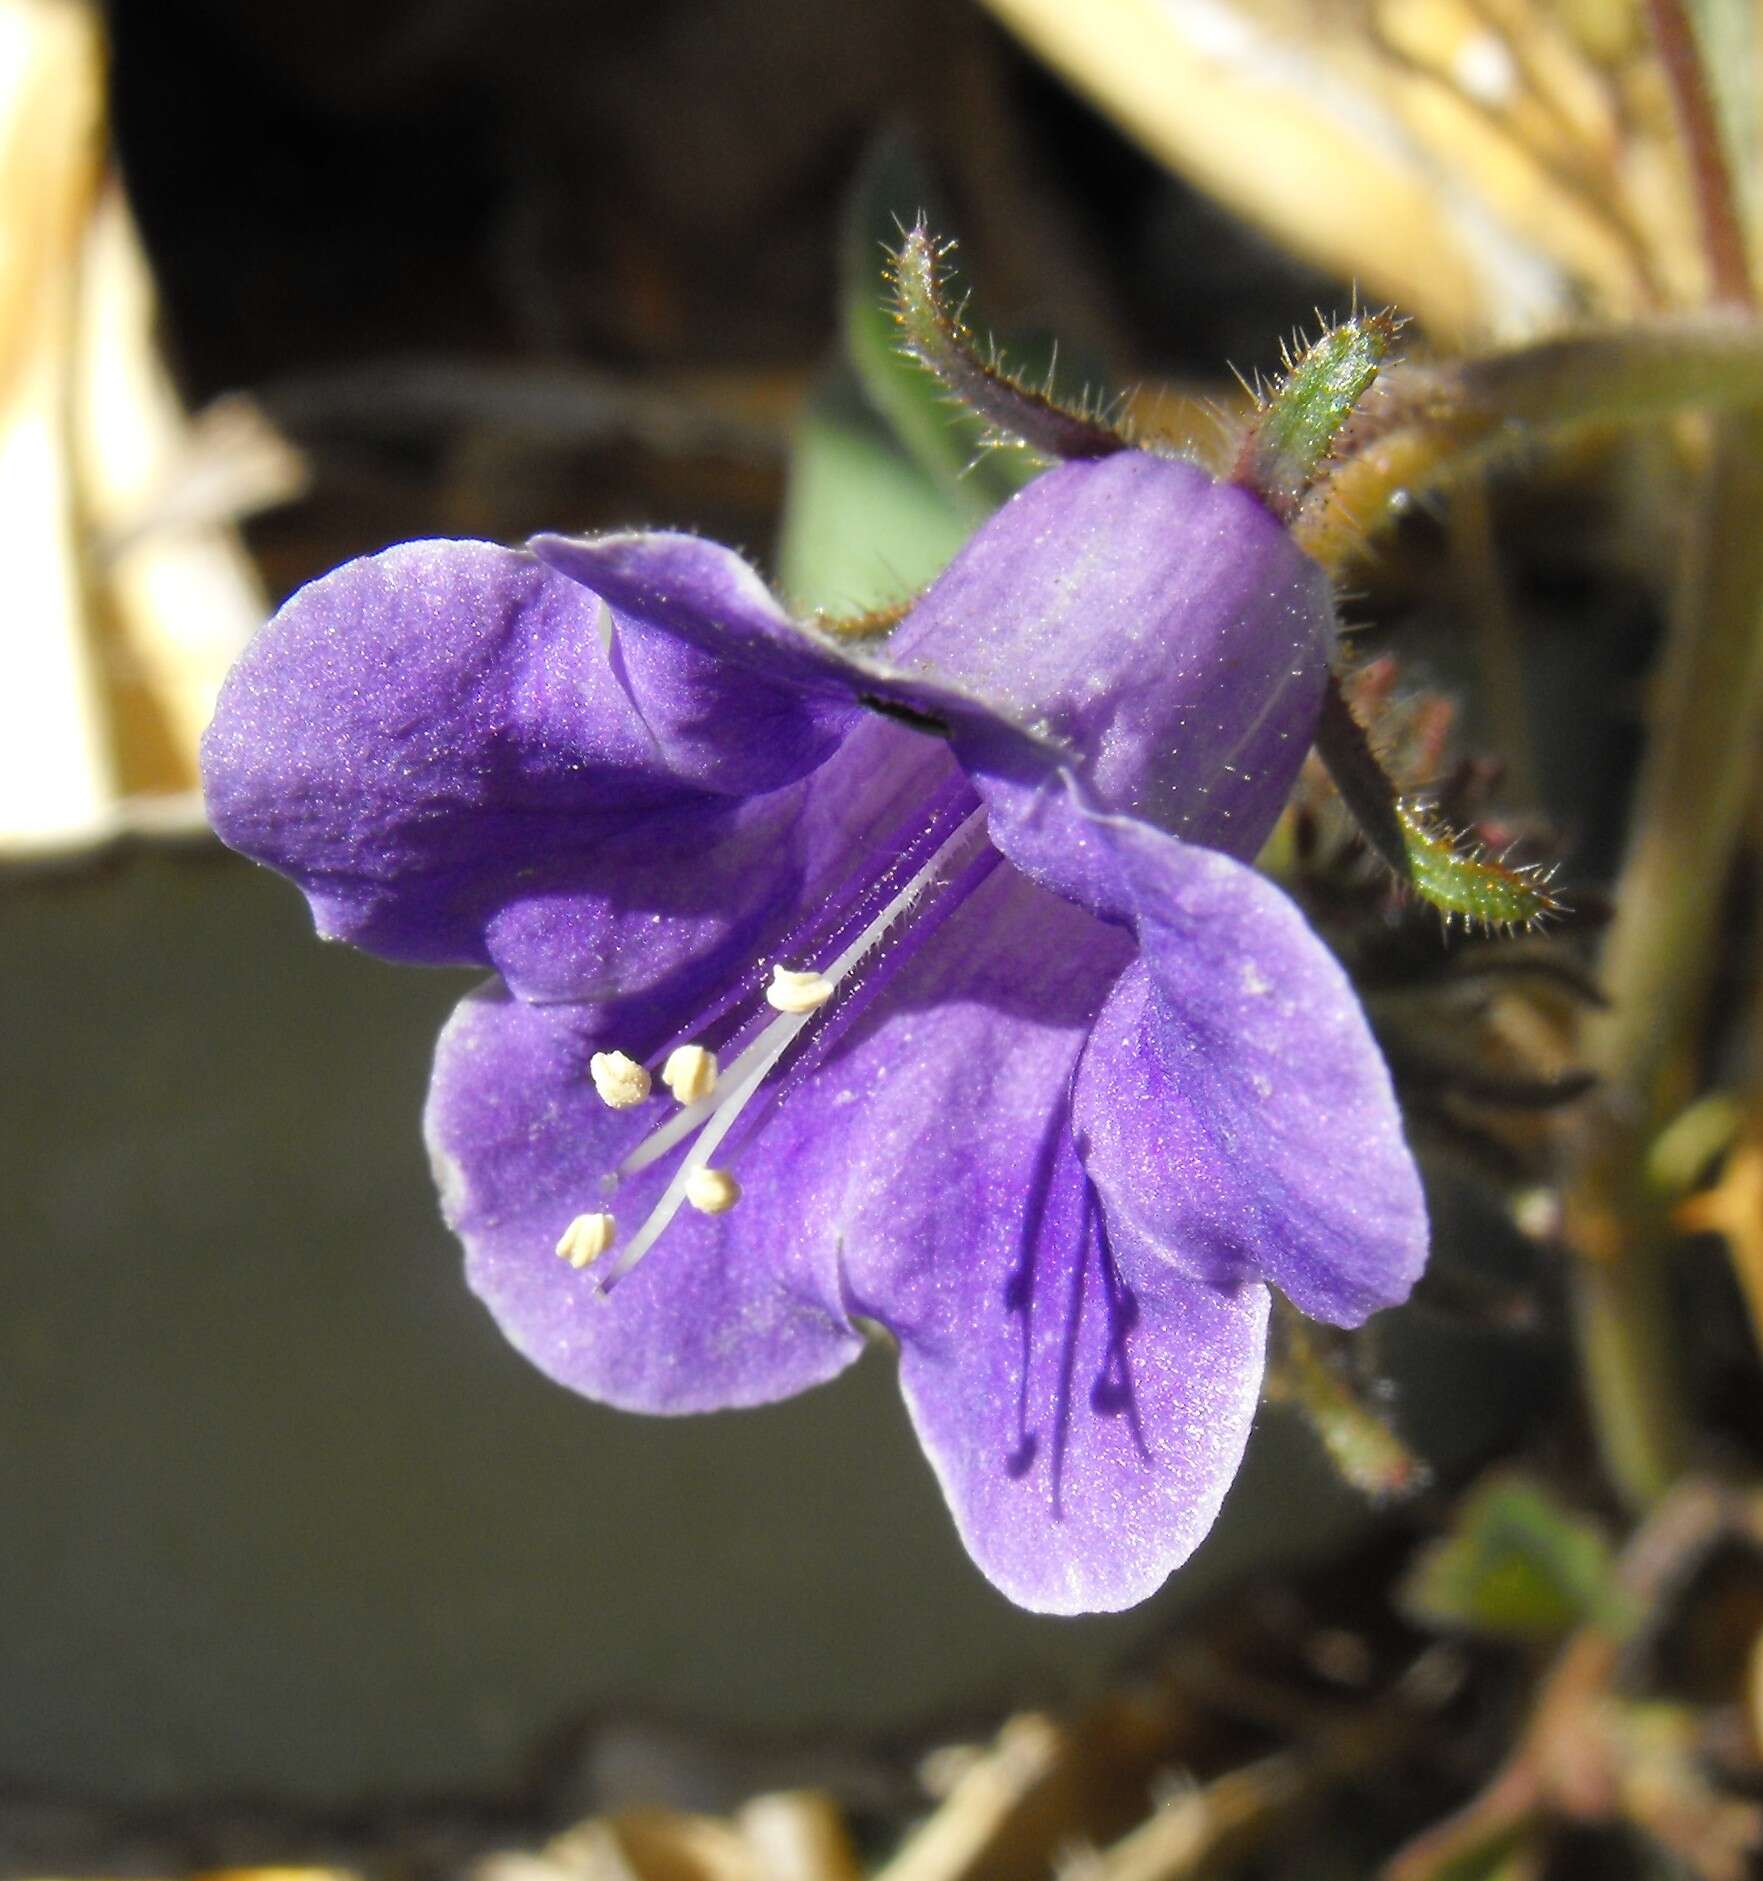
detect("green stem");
top-left (1588, 414), bottom-right (1763, 1098)
top-left (1448, 317), bottom-right (1763, 428)
top-left (1571, 408), bottom-right (1763, 1507)
top-left (1572, 1211), bottom-right (1688, 1511)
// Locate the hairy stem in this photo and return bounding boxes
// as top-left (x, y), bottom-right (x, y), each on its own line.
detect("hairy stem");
top-left (1297, 315), bottom-right (1763, 574)
top-left (1300, 312), bottom-right (1763, 1500)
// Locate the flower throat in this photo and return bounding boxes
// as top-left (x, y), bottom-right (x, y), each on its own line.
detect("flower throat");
top-left (557, 795), bottom-right (997, 1291)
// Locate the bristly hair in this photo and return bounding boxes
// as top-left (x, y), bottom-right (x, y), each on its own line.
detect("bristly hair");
top-left (1315, 669), bottom-right (1565, 934)
top-left (884, 220), bottom-right (1137, 463)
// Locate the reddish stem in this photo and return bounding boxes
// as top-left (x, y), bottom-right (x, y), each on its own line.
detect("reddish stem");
top-left (1642, 0), bottom-right (1755, 306)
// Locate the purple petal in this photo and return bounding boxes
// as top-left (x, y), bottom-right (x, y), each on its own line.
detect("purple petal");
top-left (535, 529), bottom-right (1070, 818)
top-left (426, 980), bottom-right (865, 1412)
top-left (536, 458), bottom-right (1333, 921)
top-left (532, 529), bottom-right (861, 711)
top-left (889, 454), bottom-right (1333, 861)
top-left (1074, 820), bottom-right (1428, 1326)
top-left (778, 863), bottom-right (1265, 1612)
top-left (422, 720), bottom-right (975, 1404)
top-left (201, 539), bottom-right (836, 1000)
top-left (428, 836), bottom-right (1264, 1610)
top-left (578, 531), bottom-right (854, 793)
top-left (496, 713), bottom-right (969, 1004)
top-left (896, 1185), bottom-right (1270, 1615)
top-left (478, 788), bottom-right (813, 1003)
top-left (422, 823), bottom-right (1078, 1414)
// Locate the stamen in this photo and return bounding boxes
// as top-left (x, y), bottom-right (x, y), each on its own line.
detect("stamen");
top-left (766, 965), bottom-right (834, 1013)
top-left (662, 1043), bottom-right (718, 1104)
top-left (685, 1167), bottom-right (741, 1214)
top-left (555, 1211), bottom-right (617, 1268)
top-left (599, 1040), bottom-right (787, 1280)
top-left (595, 807), bottom-right (991, 1290)
top-left (590, 1050), bottom-right (652, 1109)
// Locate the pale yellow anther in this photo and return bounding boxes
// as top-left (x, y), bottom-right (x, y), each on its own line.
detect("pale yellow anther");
top-left (662, 1043), bottom-right (718, 1105)
top-left (589, 1050), bottom-right (652, 1109)
top-left (765, 964), bottom-right (834, 1014)
top-left (685, 1166), bottom-right (742, 1215)
top-left (555, 1211), bottom-right (617, 1268)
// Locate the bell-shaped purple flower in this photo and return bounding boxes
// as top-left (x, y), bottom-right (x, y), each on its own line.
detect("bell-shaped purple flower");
top-left (201, 452), bottom-right (1427, 1613)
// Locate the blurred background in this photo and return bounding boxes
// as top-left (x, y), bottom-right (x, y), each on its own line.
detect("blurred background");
top-left (7, 1), bottom-right (1763, 1876)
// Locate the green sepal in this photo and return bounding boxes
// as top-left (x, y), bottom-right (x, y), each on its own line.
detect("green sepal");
top-left (1316, 673), bottom-right (1562, 932)
top-left (1395, 802), bottom-right (1564, 932)
top-left (1234, 312), bottom-right (1399, 521)
top-left (883, 220), bottom-right (1130, 465)
top-left (838, 139), bottom-right (1030, 521)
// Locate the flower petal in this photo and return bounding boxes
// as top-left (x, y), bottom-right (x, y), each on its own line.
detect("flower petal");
top-left (536, 456), bottom-right (1333, 920)
top-left (895, 1187), bottom-right (1270, 1615)
top-left (429, 833), bottom-right (1261, 1611)
top-left (533, 527), bottom-right (1062, 801)
top-left (201, 539), bottom-right (832, 1000)
top-left (783, 863), bottom-right (1266, 1612)
top-left (426, 979), bottom-right (865, 1412)
top-left (1074, 819), bottom-right (1428, 1326)
top-left (478, 789), bottom-right (811, 1004)
top-left (531, 528), bottom-right (862, 711)
top-left (888, 454), bottom-right (1333, 859)
top-left (423, 723), bottom-right (978, 1406)
top-left (569, 531), bottom-right (854, 793)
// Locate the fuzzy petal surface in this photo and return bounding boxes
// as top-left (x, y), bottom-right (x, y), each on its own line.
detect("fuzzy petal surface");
top-left (895, 1188), bottom-right (1269, 1615)
top-left (426, 980), bottom-right (866, 1411)
top-left (426, 849), bottom-right (1266, 1610)
top-left (887, 454), bottom-right (1333, 861)
top-left (1074, 818), bottom-right (1428, 1326)
top-left (201, 539), bottom-right (835, 999)
top-left (535, 457), bottom-right (1333, 919)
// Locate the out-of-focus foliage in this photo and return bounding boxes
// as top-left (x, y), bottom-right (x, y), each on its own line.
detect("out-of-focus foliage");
top-left (778, 138), bottom-right (1080, 613)
top-left (1401, 1473), bottom-right (1629, 1642)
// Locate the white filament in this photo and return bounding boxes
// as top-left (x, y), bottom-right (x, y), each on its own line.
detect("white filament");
top-left (596, 807), bottom-right (988, 1288)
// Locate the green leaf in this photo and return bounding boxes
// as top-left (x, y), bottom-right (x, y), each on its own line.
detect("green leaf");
top-left (774, 369), bottom-right (973, 616)
top-left (1401, 1474), bottom-right (1632, 1644)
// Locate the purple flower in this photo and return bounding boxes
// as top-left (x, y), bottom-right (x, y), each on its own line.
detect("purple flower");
top-left (201, 451), bottom-right (1426, 1613)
